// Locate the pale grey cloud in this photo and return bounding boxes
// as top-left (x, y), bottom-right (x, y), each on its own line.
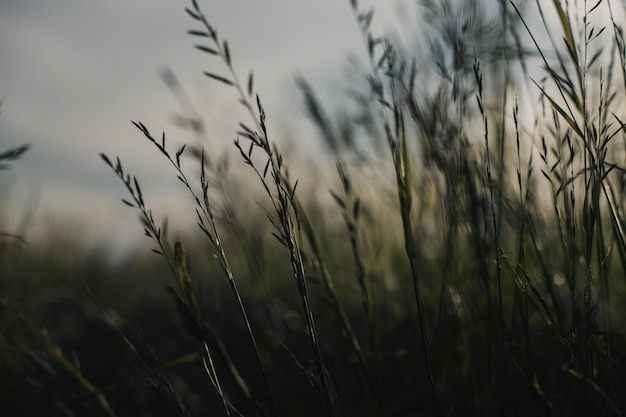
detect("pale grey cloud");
top-left (0, 0), bottom-right (398, 252)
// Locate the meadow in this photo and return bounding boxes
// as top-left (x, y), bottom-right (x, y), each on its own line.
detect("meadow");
top-left (2, 0), bottom-right (626, 416)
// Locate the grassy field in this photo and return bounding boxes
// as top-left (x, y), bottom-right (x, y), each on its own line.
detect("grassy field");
top-left (3, 0), bottom-right (626, 416)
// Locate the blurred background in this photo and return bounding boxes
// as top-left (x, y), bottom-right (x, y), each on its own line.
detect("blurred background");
top-left (0, 0), bottom-right (400, 257)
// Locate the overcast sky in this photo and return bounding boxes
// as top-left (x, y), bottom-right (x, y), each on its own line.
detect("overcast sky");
top-left (0, 0), bottom-right (403, 254)
top-left (1, 0), bottom-right (605, 259)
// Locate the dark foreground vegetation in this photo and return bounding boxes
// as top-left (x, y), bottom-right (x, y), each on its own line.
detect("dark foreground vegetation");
top-left (3, 0), bottom-right (626, 415)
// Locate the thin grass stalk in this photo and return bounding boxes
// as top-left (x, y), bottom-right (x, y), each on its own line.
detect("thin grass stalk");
top-left (332, 162), bottom-right (370, 325)
top-left (495, 0), bottom-right (511, 253)
top-left (563, 134), bottom-right (579, 328)
top-left (392, 62), bottom-right (439, 415)
top-left (200, 208), bottom-right (278, 417)
top-left (233, 137), bottom-right (336, 415)
top-left (117, 121), bottom-right (274, 416)
top-left (434, 175), bottom-right (459, 346)
top-left (349, 4), bottom-right (439, 413)
top-left (593, 67), bottom-right (615, 392)
top-left (513, 2), bottom-right (584, 139)
top-left (286, 207), bottom-right (336, 416)
top-left (601, 111), bottom-right (626, 282)
top-left (348, 3), bottom-right (439, 411)
top-left (514, 1), bottom-right (588, 344)
top-left (294, 194), bottom-right (379, 408)
top-left (394, 168), bottom-right (439, 416)
top-left (572, 4), bottom-right (600, 409)
top-left (459, 154), bottom-right (498, 409)
top-left (169, 136), bottom-right (279, 416)
top-left (474, 60), bottom-right (507, 415)
top-left (101, 151), bottom-right (256, 415)
top-left (511, 100), bottom-right (535, 378)
top-left (100, 153), bottom-right (233, 415)
top-left (186, 2), bottom-right (337, 412)
top-left (394, 87), bottom-right (438, 415)
top-left (331, 162), bottom-right (380, 399)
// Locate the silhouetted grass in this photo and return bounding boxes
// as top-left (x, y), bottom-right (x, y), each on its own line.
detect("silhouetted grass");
top-left (3, 1), bottom-right (626, 416)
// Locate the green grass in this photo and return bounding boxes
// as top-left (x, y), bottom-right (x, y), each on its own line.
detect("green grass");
top-left (3, 0), bottom-right (626, 416)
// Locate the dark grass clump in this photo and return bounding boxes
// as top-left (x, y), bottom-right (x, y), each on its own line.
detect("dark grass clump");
top-left (4, 1), bottom-right (626, 416)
